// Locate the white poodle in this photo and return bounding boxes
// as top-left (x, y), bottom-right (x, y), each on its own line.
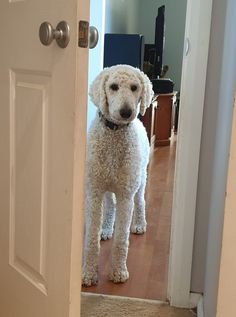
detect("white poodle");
top-left (82, 64), bottom-right (153, 286)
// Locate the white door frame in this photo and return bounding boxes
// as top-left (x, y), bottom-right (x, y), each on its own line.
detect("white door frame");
top-left (167, 0), bottom-right (213, 308)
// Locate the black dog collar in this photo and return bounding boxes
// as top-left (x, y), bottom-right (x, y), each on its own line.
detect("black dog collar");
top-left (98, 111), bottom-right (129, 131)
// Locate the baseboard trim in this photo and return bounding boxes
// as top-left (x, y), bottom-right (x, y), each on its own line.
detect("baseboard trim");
top-left (82, 292), bottom-right (167, 305)
top-left (197, 296), bottom-right (204, 317)
top-left (189, 293), bottom-right (202, 308)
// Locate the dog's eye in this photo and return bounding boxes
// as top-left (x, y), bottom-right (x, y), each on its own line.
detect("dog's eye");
top-left (110, 83), bottom-right (119, 91)
top-left (131, 84), bottom-right (138, 92)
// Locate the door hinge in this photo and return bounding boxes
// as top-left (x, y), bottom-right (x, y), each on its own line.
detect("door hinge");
top-left (78, 20), bottom-right (89, 48)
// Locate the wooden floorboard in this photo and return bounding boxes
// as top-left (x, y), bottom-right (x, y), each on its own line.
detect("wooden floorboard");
top-left (82, 137), bottom-right (176, 301)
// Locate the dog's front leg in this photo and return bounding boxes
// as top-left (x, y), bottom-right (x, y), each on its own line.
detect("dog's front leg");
top-left (131, 177), bottom-right (147, 234)
top-left (109, 194), bottom-right (134, 283)
top-left (82, 189), bottom-right (103, 287)
top-left (101, 192), bottom-right (116, 240)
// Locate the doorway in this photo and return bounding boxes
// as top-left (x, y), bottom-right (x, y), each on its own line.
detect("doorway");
top-left (82, 0), bottom-right (213, 308)
top-left (83, 0), bottom-right (187, 302)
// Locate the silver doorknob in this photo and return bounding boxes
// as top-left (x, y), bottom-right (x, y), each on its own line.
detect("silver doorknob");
top-left (39, 21), bottom-right (70, 48)
top-left (89, 26), bottom-right (99, 49)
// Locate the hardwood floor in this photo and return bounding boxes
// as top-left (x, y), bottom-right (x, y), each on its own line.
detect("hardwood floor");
top-left (82, 137), bottom-right (176, 301)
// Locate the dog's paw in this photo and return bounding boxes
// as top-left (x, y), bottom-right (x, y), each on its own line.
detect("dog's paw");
top-left (131, 223), bottom-right (146, 234)
top-left (101, 228), bottom-right (113, 240)
top-left (82, 270), bottom-right (98, 287)
top-left (109, 268), bottom-right (129, 283)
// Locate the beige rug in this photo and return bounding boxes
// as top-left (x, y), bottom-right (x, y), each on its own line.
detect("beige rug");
top-left (81, 292), bottom-right (196, 317)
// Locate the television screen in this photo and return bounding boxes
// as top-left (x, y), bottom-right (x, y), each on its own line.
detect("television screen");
top-left (143, 6), bottom-right (165, 79)
top-left (154, 5), bottom-right (165, 78)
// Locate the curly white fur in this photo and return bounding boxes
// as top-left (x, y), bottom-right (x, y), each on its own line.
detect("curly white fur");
top-left (82, 65), bottom-right (154, 286)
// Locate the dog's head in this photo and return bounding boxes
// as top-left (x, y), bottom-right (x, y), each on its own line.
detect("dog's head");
top-left (89, 65), bottom-right (154, 124)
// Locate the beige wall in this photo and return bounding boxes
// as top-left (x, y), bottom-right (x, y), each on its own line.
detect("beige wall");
top-left (217, 95), bottom-right (236, 317)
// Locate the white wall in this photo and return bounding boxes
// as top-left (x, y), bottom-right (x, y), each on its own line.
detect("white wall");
top-left (190, 0), bottom-right (228, 291)
top-left (191, 1), bottom-right (236, 316)
top-left (203, 0), bottom-right (236, 314)
top-left (87, 0), bottom-right (105, 130)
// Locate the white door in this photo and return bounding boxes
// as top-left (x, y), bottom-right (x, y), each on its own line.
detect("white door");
top-left (0, 1), bottom-right (89, 317)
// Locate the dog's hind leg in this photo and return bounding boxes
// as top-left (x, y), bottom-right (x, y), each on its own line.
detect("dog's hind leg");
top-left (101, 192), bottom-right (115, 240)
top-left (131, 175), bottom-right (147, 234)
top-left (109, 193), bottom-right (134, 283)
top-left (82, 188), bottom-right (103, 287)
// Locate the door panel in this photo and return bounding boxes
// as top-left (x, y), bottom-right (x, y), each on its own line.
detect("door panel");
top-left (0, 0), bottom-right (89, 316)
top-left (9, 70), bottom-right (50, 295)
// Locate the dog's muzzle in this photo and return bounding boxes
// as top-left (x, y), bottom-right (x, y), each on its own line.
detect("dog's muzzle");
top-left (98, 111), bottom-right (130, 131)
top-left (119, 106), bottom-right (132, 119)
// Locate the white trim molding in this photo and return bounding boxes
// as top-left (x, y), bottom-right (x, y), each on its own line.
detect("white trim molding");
top-left (167, 0), bottom-right (213, 308)
top-left (197, 296), bottom-right (204, 317)
top-left (189, 293), bottom-right (202, 309)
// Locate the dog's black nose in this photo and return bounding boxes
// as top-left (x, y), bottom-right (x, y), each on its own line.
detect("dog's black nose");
top-left (120, 107), bottom-right (132, 119)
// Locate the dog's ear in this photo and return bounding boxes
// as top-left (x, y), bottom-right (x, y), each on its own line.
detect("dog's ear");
top-left (138, 70), bottom-right (154, 116)
top-left (89, 68), bottom-right (109, 114)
